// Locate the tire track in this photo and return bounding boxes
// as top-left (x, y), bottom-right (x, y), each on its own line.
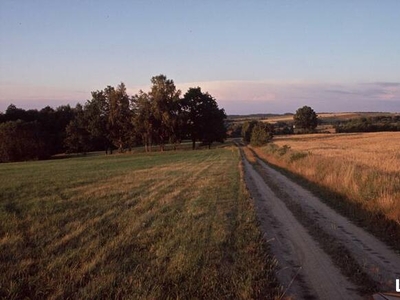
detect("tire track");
top-left (256, 158), bottom-right (400, 292)
top-left (241, 155), bottom-right (362, 300)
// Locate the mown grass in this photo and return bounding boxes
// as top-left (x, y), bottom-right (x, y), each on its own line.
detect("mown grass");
top-left (249, 132), bottom-right (400, 251)
top-left (0, 148), bottom-right (281, 299)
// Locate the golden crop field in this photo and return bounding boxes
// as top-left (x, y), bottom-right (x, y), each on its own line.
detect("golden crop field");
top-left (254, 132), bottom-right (400, 233)
top-left (274, 132), bottom-right (400, 173)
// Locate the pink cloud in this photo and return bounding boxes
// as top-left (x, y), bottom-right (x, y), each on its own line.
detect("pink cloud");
top-left (1, 80), bottom-right (399, 113)
top-left (0, 83), bottom-right (87, 110)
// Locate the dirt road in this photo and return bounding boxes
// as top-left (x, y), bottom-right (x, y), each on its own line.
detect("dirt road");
top-left (241, 148), bottom-right (400, 299)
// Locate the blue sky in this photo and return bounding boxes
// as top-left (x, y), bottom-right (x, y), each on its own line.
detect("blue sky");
top-left (1, 0), bottom-right (399, 114)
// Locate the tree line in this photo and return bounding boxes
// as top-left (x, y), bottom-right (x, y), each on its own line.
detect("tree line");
top-left (0, 104), bottom-right (75, 162)
top-left (0, 75), bottom-right (227, 162)
top-left (334, 115), bottom-right (400, 133)
top-left (239, 105), bottom-right (319, 145)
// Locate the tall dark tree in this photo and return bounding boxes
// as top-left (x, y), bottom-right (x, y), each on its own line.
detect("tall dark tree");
top-left (4, 104), bottom-right (27, 121)
top-left (132, 91), bottom-right (155, 152)
top-left (148, 75), bottom-right (181, 151)
top-left (182, 87), bottom-right (227, 149)
top-left (293, 105), bottom-right (318, 132)
top-left (0, 120), bottom-right (50, 162)
top-left (84, 90), bottom-right (113, 153)
top-left (64, 83), bottom-right (134, 154)
top-left (1, 104), bottom-right (74, 156)
top-left (105, 83), bottom-right (133, 152)
top-left (64, 104), bottom-right (91, 154)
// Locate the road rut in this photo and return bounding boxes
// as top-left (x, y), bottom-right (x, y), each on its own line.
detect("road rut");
top-left (241, 149), bottom-right (400, 299)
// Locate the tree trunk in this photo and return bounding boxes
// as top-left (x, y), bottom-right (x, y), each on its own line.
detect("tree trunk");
top-left (192, 139), bottom-right (196, 150)
top-left (149, 135), bottom-right (152, 152)
top-left (143, 136), bottom-right (148, 152)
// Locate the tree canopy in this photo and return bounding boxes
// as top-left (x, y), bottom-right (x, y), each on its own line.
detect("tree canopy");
top-left (293, 106), bottom-right (318, 132)
top-left (0, 75), bottom-right (228, 162)
top-left (241, 120), bottom-right (274, 146)
top-left (182, 87), bottom-right (226, 149)
top-left (250, 122), bottom-right (274, 146)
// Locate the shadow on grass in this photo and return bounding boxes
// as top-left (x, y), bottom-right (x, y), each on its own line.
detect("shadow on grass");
top-left (48, 140), bottom-right (237, 163)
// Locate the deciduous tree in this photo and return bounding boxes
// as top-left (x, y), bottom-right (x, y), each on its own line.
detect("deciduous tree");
top-left (132, 91), bottom-right (155, 152)
top-left (182, 87), bottom-right (226, 149)
top-left (105, 83), bottom-right (133, 152)
top-left (148, 75), bottom-right (181, 151)
top-left (250, 122), bottom-right (274, 147)
top-left (64, 104), bottom-right (91, 154)
top-left (241, 120), bottom-right (258, 143)
top-left (293, 105), bottom-right (318, 132)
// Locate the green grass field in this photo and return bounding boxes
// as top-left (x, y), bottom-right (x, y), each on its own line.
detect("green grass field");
top-left (0, 148), bottom-right (280, 299)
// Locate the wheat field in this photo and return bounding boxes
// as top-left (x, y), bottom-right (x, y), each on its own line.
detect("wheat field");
top-left (273, 132), bottom-right (400, 173)
top-left (254, 132), bottom-right (400, 228)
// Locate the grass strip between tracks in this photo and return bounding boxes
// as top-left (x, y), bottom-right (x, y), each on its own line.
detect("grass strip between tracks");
top-left (242, 146), bottom-right (379, 296)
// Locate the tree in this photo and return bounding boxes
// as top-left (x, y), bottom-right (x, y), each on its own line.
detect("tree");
top-left (78, 83), bottom-right (133, 153)
top-left (241, 120), bottom-right (258, 143)
top-left (4, 104), bottom-right (27, 121)
top-left (200, 107), bottom-right (227, 149)
top-left (0, 120), bottom-right (50, 162)
top-left (1, 104), bottom-right (74, 156)
top-left (250, 122), bottom-right (274, 147)
top-left (182, 87), bottom-right (227, 149)
top-left (64, 104), bottom-right (92, 154)
top-left (293, 106), bottom-right (318, 132)
top-left (105, 83), bottom-right (134, 152)
top-left (132, 91), bottom-right (155, 152)
top-left (84, 90), bottom-right (113, 153)
top-left (148, 75), bottom-right (181, 151)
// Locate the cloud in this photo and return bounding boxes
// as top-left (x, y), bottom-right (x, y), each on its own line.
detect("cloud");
top-left (369, 82), bottom-right (400, 88)
top-left (172, 80), bottom-right (400, 114)
top-left (325, 89), bottom-right (357, 95)
top-left (177, 80), bottom-right (280, 102)
top-left (1, 80), bottom-right (399, 114)
top-left (0, 83), bottom-right (87, 111)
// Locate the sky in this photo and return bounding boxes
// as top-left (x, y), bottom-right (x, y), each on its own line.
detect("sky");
top-left (1, 0), bottom-right (400, 114)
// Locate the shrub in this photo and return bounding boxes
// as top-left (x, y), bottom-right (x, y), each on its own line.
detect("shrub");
top-left (250, 122), bottom-right (273, 147)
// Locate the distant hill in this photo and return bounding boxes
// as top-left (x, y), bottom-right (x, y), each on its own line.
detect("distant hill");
top-left (228, 112), bottom-right (398, 124)
top-left (226, 112), bottom-right (400, 134)
top-left (227, 113), bottom-right (293, 122)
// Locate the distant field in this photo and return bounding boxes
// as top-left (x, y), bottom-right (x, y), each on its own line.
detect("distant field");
top-left (255, 132), bottom-right (400, 230)
top-left (0, 148), bottom-right (280, 299)
top-left (262, 112), bottom-right (394, 124)
top-left (229, 112), bottom-right (398, 135)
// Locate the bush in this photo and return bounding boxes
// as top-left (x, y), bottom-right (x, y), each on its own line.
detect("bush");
top-left (250, 122), bottom-right (274, 147)
top-left (289, 152), bottom-right (308, 163)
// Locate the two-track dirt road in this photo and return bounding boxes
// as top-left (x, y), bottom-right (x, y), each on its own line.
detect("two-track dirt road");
top-left (240, 147), bottom-right (400, 299)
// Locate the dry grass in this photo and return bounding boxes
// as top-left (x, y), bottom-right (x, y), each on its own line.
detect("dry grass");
top-left (273, 132), bottom-right (400, 173)
top-left (253, 132), bottom-right (400, 227)
top-left (0, 148), bottom-right (281, 299)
